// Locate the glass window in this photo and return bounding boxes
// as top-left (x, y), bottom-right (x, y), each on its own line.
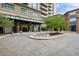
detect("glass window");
top-left (32, 3), bottom-right (38, 9)
top-left (70, 16), bottom-right (76, 22)
top-left (48, 13), bottom-right (51, 15)
top-left (20, 8), bottom-right (28, 15)
top-left (32, 12), bottom-right (38, 17)
top-left (2, 3), bottom-right (14, 10)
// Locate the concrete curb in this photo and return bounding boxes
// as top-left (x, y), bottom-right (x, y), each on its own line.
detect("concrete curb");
top-left (0, 32), bottom-right (38, 39)
top-left (0, 33), bottom-right (21, 39)
top-left (30, 32), bottom-right (66, 40)
top-left (0, 34), bottom-right (12, 39)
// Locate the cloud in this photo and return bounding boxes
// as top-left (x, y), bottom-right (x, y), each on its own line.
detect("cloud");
top-left (56, 3), bottom-right (79, 14)
top-left (69, 3), bottom-right (79, 7)
top-left (56, 3), bottom-right (60, 8)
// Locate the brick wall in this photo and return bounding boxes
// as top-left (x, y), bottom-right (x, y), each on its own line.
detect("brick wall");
top-left (76, 10), bottom-right (79, 33)
top-left (65, 15), bottom-right (70, 31)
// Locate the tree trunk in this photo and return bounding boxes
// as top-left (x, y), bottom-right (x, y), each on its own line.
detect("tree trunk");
top-left (52, 28), bottom-right (54, 31)
top-left (57, 28), bottom-right (60, 33)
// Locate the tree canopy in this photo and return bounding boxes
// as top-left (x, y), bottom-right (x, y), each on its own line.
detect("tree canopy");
top-left (0, 13), bottom-right (14, 27)
top-left (44, 14), bottom-right (67, 31)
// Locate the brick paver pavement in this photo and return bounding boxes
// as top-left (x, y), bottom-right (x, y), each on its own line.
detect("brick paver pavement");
top-left (0, 32), bottom-right (79, 56)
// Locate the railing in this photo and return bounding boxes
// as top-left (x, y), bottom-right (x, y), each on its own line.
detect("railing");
top-left (41, 6), bottom-right (48, 10)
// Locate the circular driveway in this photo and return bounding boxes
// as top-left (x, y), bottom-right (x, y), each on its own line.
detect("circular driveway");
top-left (0, 32), bottom-right (79, 56)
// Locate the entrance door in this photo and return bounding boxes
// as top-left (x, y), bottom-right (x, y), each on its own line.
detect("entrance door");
top-left (21, 24), bottom-right (29, 32)
top-left (22, 27), bottom-right (28, 32)
top-left (33, 24), bottom-right (39, 32)
top-left (71, 25), bottom-right (76, 31)
top-left (70, 17), bottom-right (76, 31)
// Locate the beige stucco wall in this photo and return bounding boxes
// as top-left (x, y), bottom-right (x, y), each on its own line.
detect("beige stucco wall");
top-left (0, 3), bottom-right (41, 20)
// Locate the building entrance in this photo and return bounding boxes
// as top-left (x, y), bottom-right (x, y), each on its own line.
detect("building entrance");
top-left (70, 17), bottom-right (76, 31)
top-left (70, 25), bottom-right (76, 31)
top-left (0, 27), bottom-right (3, 33)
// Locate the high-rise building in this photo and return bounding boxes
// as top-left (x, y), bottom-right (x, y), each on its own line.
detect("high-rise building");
top-left (0, 3), bottom-right (54, 33)
top-left (40, 3), bottom-right (54, 20)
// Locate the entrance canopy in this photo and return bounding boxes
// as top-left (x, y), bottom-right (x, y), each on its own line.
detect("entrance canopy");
top-left (5, 14), bottom-right (44, 24)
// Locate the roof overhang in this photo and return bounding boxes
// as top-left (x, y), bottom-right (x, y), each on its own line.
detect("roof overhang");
top-left (5, 14), bottom-right (44, 24)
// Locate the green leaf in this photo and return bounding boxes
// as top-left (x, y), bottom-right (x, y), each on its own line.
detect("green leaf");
top-left (44, 14), bottom-right (67, 30)
top-left (0, 13), bottom-right (15, 27)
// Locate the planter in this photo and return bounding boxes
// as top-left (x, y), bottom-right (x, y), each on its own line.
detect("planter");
top-left (30, 32), bottom-right (65, 40)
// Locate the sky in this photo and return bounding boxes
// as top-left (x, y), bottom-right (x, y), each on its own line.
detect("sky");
top-left (56, 3), bottom-right (79, 14)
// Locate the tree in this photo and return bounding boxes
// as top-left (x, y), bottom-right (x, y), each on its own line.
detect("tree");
top-left (44, 14), bottom-right (67, 32)
top-left (0, 13), bottom-right (15, 33)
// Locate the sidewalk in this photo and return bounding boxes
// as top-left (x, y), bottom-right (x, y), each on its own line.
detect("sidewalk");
top-left (0, 34), bottom-right (12, 39)
top-left (0, 32), bottom-right (33, 39)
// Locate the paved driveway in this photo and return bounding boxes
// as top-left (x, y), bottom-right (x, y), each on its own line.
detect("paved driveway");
top-left (0, 32), bottom-right (79, 56)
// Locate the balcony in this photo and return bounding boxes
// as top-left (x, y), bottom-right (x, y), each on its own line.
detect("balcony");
top-left (48, 5), bottom-right (52, 7)
top-left (41, 10), bottom-right (48, 15)
top-left (41, 14), bottom-right (48, 18)
top-left (18, 3), bottom-right (28, 8)
top-left (41, 3), bottom-right (48, 7)
top-left (41, 6), bottom-right (48, 11)
top-left (48, 3), bottom-right (53, 8)
top-left (48, 11), bottom-right (52, 13)
top-left (22, 3), bottom-right (28, 5)
top-left (48, 13), bottom-right (52, 16)
top-left (48, 8), bottom-right (52, 11)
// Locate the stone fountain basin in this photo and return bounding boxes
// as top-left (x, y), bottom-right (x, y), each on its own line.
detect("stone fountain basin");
top-left (30, 32), bottom-right (65, 40)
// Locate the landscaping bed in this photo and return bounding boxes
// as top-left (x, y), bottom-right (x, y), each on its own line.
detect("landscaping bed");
top-left (49, 32), bottom-right (63, 36)
top-left (30, 32), bottom-right (64, 40)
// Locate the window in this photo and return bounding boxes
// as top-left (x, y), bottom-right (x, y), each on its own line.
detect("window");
top-left (48, 13), bottom-right (51, 15)
top-left (70, 17), bottom-right (76, 22)
top-left (32, 3), bottom-right (38, 9)
top-left (2, 3), bottom-right (14, 10)
top-left (32, 12), bottom-right (38, 17)
top-left (20, 8), bottom-right (28, 15)
top-left (41, 8), bottom-right (47, 12)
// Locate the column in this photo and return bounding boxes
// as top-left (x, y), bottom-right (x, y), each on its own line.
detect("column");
top-left (38, 24), bottom-right (41, 31)
top-left (16, 21), bottom-right (20, 33)
top-left (28, 23), bottom-right (32, 32)
top-left (65, 15), bottom-right (70, 31)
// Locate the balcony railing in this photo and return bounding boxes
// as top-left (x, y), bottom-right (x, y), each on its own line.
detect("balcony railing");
top-left (41, 6), bottom-right (48, 10)
top-left (41, 14), bottom-right (47, 18)
top-left (41, 10), bottom-right (48, 15)
top-left (41, 3), bottom-right (48, 7)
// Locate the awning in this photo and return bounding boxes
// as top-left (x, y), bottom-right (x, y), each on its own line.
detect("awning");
top-left (5, 14), bottom-right (44, 24)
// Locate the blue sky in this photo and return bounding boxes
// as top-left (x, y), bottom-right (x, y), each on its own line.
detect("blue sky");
top-left (56, 3), bottom-right (79, 14)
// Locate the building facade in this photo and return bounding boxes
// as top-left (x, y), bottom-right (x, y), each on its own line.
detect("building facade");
top-left (40, 3), bottom-right (54, 20)
top-left (64, 8), bottom-right (79, 33)
top-left (0, 3), bottom-right (54, 33)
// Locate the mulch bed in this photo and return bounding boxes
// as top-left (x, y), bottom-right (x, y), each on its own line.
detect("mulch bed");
top-left (49, 33), bottom-right (63, 36)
